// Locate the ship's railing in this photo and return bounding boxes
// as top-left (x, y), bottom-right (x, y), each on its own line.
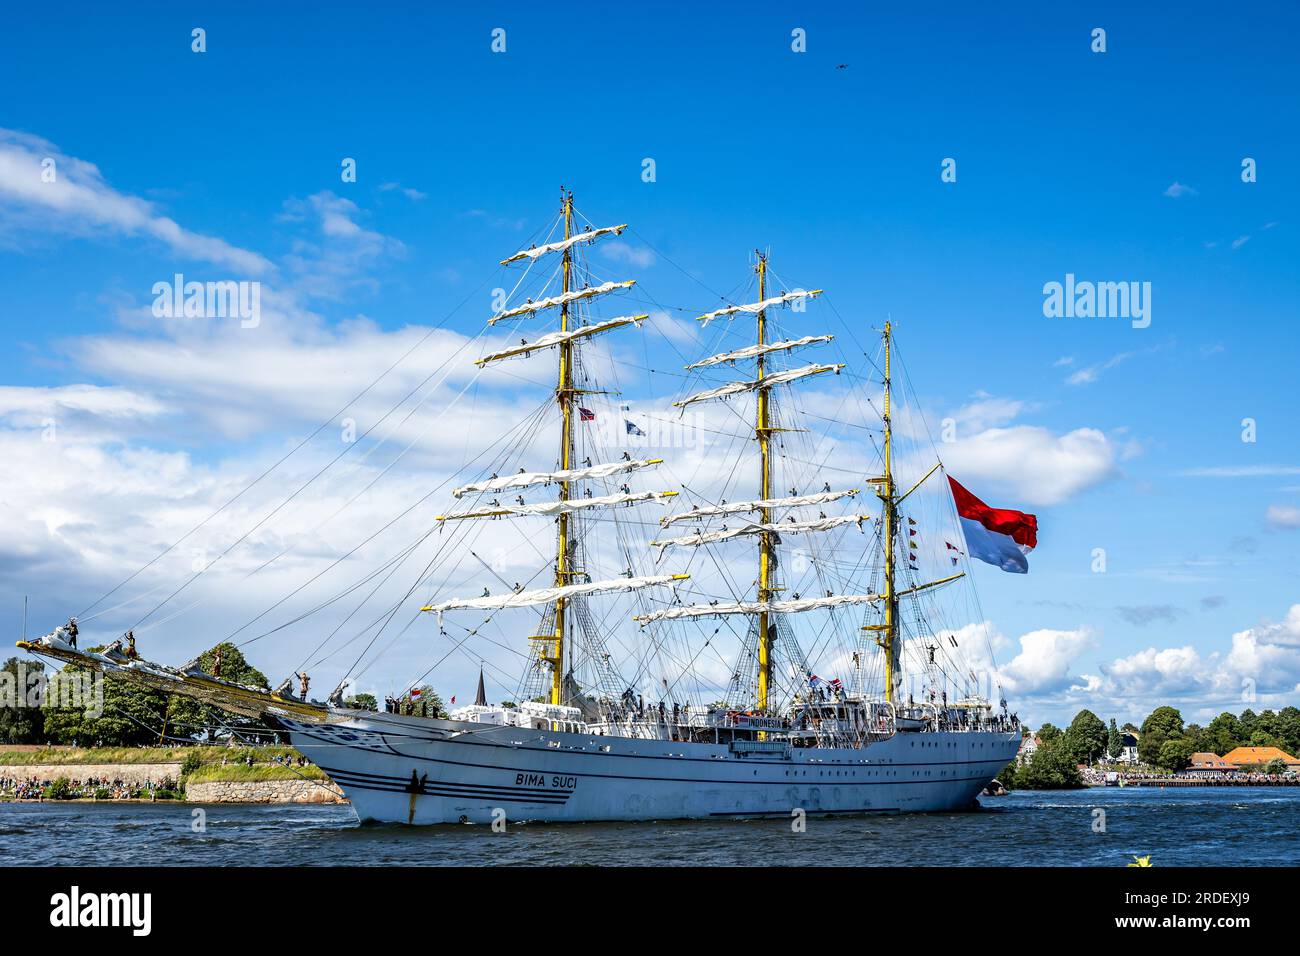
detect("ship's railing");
top-left (893, 705), bottom-right (1020, 734)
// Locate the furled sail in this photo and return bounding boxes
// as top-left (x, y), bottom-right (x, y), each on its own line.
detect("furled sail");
top-left (440, 490), bottom-right (677, 521)
top-left (686, 334), bottom-right (834, 369)
top-left (500, 224), bottom-right (628, 264)
top-left (650, 515), bottom-right (870, 555)
top-left (489, 280), bottom-right (635, 325)
top-left (423, 574), bottom-right (686, 625)
top-left (674, 362), bottom-right (845, 408)
top-left (635, 592), bottom-right (882, 624)
top-left (696, 289), bottom-right (823, 327)
top-left (453, 459), bottom-right (661, 498)
top-left (477, 315), bottom-right (647, 366)
top-left (660, 489), bottom-right (859, 527)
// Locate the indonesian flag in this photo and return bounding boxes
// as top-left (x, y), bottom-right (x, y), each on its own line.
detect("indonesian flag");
top-left (948, 476), bottom-right (1037, 574)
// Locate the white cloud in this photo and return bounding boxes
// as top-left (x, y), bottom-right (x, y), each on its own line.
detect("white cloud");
top-left (278, 191), bottom-right (405, 298)
top-left (1231, 235), bottom-right (1251, 250)
top-left (0, 129), bottom-right (272, 275)
top-left (1066, 343), bottom-right (1167, 386)
top-left (1163, 181), bottom-right (1197, 198)
top-left (996, 626), bottom-right (1096, 695)
top-left (1265, 505), bottom-right (1300, 529)
top-left (1067, 352), bottom-right (1135, 385)
top-left (600, 240), bottom-right (656, 268)
top-left (642, 310), bottom-right (698, 347)
top-left (0, 384), bottom-right (165, 426)
top-left (378, 182), bottom-right (427, 201)
top-left (1082, 645), bottom-right (1206, 699)
top-left (1051, 604), bottom-right (1300, 724)
top-left (1182, 465), bottom-right (1300, 477)
top-left (940, 425), bottom-right (1119, 506)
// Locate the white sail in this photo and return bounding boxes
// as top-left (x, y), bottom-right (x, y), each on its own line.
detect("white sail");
top-left (674, 362), bottom-right (844, 408)
top-left (489, 280), bottom-right (635, 325)
top-left (696, 289), bottom-right (823, 326)
top-left (423, 574), bottom-right (685, 625)
top-left (660, 489), bottom-right (859, 527)
top-left (650, 514), bottom-right (869, 555)
top-left (477, 315), bottom-right (647, 366)
top-left (686, 334), bottom-right (834, 369)
top-left (500, 224), bottom-right (628, 264)
top-left (441, 490), bottom-right (676, 521)
top-left (453, 458), bottom-right (661, 498)
top-left (635, 592), bottom-right (882, 623)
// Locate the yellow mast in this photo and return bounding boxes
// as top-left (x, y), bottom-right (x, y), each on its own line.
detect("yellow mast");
top-left (881, 321), bottom-right (899, 703)
top-left (550, 191), bottom-right (575, 707)
top-left (755, 253), bottom-right (774, 713)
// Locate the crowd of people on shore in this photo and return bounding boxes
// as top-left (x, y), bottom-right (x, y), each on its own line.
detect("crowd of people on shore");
top-left (1079, 766), bottom-right (1300, 786)
top-left (0, 774), bottom-right (179, 800)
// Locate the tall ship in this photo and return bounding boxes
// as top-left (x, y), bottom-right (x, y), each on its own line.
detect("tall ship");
top-left (21, 193), bottom-right (1023, 824)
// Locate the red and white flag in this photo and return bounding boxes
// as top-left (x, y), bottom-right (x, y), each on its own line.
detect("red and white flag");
top-left (948, 476), bottom-right (1037, 574)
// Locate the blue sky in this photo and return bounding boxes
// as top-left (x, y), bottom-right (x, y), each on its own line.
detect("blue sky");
top-left (1, 2), bottom-right (1298, 726)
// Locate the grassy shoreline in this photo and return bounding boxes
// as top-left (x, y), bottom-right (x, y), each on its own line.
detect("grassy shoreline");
top-left (0, 744), bottom-right (298, 767)
top-left (185, 763), bottom-right (328, 783)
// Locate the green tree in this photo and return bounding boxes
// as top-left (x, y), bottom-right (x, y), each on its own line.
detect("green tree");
top-left (166, 642), bottom-right (270, 740)
top-left (0, 656), bottom-right (46, 744)
top-left (1155, 736), bottom-right (1197, 772)
top-left (1142, 706), bottom-right (1184, 737)
top-left (996, 760), bottom-right (1019, 791)
top-left (1248, 727), bottom-right (1286, 749)
top-left (1207, 712), bottom-right (1244, 754)
top-left (1183, 723), bottom-right (1210, 753)
top-left (1016, 741), bottom-right (1085, 789)
top-left (1106, 718), bottom-right (1122, 760)
top-left (399, 686), bottom-right (446, 719)
top-left (1276, 707), bottom-right (1300, 756)
top-left (1036, 723), bottom-right (1063, 745)
top-left (343, 693), bottom-right (378, 712)
top-left (1063, 709), bottom-right (1108, 764)
top-left (1264, 758), bottom-right (1288, 775)
top-left (1138, 706), bottom-right (1184, 766)
top-left (43, 658), bottom-right (169, 747)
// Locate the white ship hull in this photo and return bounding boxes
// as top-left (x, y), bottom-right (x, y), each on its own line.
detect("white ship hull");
top-left (283, 711), bottom-right (1020, 825)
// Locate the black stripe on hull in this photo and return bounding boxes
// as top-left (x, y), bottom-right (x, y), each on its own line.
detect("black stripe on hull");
top-left (321, 766), bottom-right (575, 804)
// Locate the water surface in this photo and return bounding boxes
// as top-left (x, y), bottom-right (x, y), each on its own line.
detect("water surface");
top-left (1, 787), bottom-right (1294, 866)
